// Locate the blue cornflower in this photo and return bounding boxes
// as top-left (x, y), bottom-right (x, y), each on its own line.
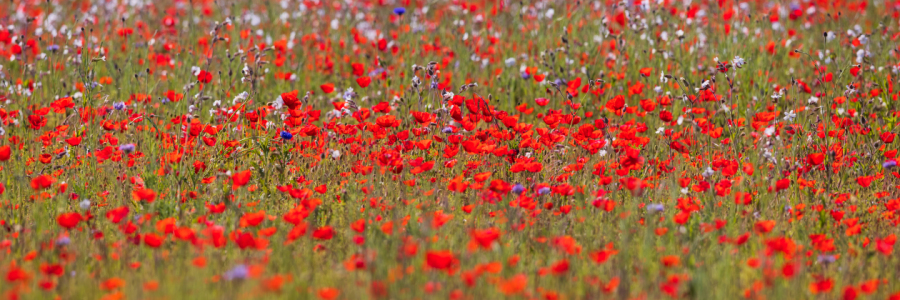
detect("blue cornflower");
top-left (119, 144), bottom-right (135, 153)
top-left (224, 264), bottom-right (249, 280)
top-left (393, 7), bottom-right (406, 16)
top-left (79, 199), bottom-right (91, 211)
top-left (511, 184), bottom-right (525, 195)
top-left (884, 160), bottom-right (897, 169)
top-left (817, 255), bottom-right (836, 264)
top-left (280, 131), bottom-right (293, 140)
top-left (369, 68), bottom-right (384, 77)
top-left (537, 187), bottom-right (551, 196)
top-left (113, 102), bottom-right (126, 111)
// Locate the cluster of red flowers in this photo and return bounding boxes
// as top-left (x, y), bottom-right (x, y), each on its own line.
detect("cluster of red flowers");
top-left (0, 0), bottom-right (897, 299)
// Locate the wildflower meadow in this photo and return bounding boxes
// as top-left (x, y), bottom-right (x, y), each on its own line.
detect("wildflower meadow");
top-left (0, 0), bottom-right (898, 299)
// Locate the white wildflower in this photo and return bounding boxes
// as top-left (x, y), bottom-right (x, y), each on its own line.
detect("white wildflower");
top-left (783, 110), bottom-right (796, 122)
top-left (732, 55), bottom-right (745, 68)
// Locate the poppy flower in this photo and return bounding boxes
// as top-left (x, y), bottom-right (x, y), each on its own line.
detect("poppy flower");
top-left (235, 232), bottom-right (259, 249)
top-left (39, 264), bottom-right (63, 276)
top-left (240, 211), bottom-right (266, 227)
top-left (807, 153), bottom-right (825, 165)
top-left (590, 249), bottom-right (618, 264)
top-left (30, 175), bottom-right (55, 190)
top-left (754, 220), bottom-right (776, 234)
top-left (196, 70), bottom-right (213, 83)
top-left (100, 278), bottom-right (125, 291)
top-left (143, 233), bottom-right (164, 248)
top-left (351, 63), bottom-right (365, 76)
top-left (661, 255), bottom-right (680, 267)
top-left (350, 219), bottom-right (366, 233)
top-left (810, 278), bottom-right (834, 294)
top-left (312, 226), bottom-right (335, 240)
top-left (775, 178), bottom-right (790, 191)
top-left (356, 76), bottom-right (371, 88)
top-left (425, 250), bottom-right (456, 270)
top-left (856, 176), bottom-right (874, 188)
top-left (877, 235), bottom-right (896, 256)
top-left (57, 212), bottom-right (82, 229)
top-left (281, 90), bottom-right (302, 110)
top-left (65, 136), bottom-right (82, 146)
top-left (320, 83), bottom-right (335, 94)
top-left (318, 288), bottom-right (340, 300)
top-left (232, 170), bottom-right (252, 187)
top-left (471, 228), bottom-right (500, 248)
top-left (0, 145), bottom-right (11, 161)
top-left (132, 188), bottom-right (157, 202)
top-left (498, 274), bottom-right (528, 295)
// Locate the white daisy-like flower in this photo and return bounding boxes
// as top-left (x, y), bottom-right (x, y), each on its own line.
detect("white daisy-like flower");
top-left (771, 89), bottom-right (783, 99)
top-left (732, 55), bottom-right (746, 68)
top-left (783, 110), bottom-right (796, 122)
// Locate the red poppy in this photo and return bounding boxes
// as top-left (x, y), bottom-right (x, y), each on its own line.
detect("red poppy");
top-left (754, 220), bottom-right (776, 234)
top-left (856, 176), bottom-right (875, 188)
top-left (471, 228), bottom-right (500, 249)
top-left (65, 136), bottom-right (82, 146)
top-left (877, 235), bottom-right (896, 256)
top-left (30, 175), bottom-right (55, 190)
top-left (318, 288), bottom-right (340, 300)
top-left (196, 70), bottom-right (213, 83)
top-left (232, 170), bottom-right (252, 187)
top-left (240, 211), bottom-right (266, 227)
top-left (350, 219), bottom-right (366, 233)
top-left (356, 76), bottom-right (371, 88)
top-left (425, 250), bottom-right (456, 270)
top-left (106, 206), bottom-right (129, 223)
top-left (312, 226), bottom-right (335, 240)
top-left (810, 278), bottom-right (833, 294)
top-left (351, 63), bottom-right (365, 76)
top-left (320, 83), bottom-right (335, 93)
top-left (775, 178), bottom-right (790, 191)
top-left (590, 249), bottom-right (618, 264)
top-left (807, 153), bottom-right (825, 165)
top-left (661, 256), bottom-right (680, 267)
top-left (281, 90), bottom-right (301, 110)
top-left (143, 233), bottom-right (164, 248)
top-left (235, 232), bottom-right (258, 249)
top-left (57, 212), bottom-right (82, 229)
top-left (0, 145), bottom-right (9, 161)
top-left (40, 264), bottom-right (64, 276)
top-left (132, 188), bottom-right (157, 202)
